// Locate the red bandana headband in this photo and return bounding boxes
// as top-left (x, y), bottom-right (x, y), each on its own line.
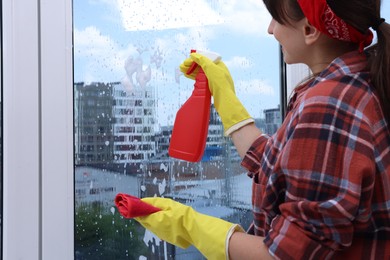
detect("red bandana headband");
top-left (297, 0), bottom-right (373, 52)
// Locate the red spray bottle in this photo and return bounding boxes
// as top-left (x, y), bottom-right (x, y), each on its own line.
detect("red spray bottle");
top-left (168, 50), bottom-right (221, 162)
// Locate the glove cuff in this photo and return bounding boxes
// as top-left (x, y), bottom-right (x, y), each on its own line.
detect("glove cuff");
top-left (225, 224), bottom-right (245, 260)
top-left (225, 118), bottom-right (255, 136)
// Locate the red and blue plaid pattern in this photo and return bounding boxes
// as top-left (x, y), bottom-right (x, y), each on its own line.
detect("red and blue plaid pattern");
top-left (242, 51), bottom-right (390, 260)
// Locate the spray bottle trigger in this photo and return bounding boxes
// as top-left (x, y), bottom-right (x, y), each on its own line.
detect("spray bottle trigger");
top-left (186, 49), bottom-right (199, 75)
top-left (186, 62), bottom-right (198, 75)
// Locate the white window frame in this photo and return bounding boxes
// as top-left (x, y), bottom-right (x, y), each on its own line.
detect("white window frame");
top-left (287, 63), bottom-right (311, 94)
top-left (2, 1), bottom-right (308, 259)
top-left (2, 0), bottom-right (74, 259)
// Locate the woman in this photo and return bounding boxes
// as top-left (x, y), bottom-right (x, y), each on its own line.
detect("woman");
top-left (228, 0), bottom-right (390, 259)
top-left (123, 0), bottom-right (390, 259)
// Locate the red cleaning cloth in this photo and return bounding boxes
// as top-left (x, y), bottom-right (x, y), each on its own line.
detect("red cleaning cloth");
top-left (114, 193), bottom-right (161, 218)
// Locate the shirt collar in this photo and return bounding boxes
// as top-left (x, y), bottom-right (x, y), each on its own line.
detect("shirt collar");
top-left (287, 51), bottom-right (369, 113)
top-left (309, 51), bottom-right (369, 88)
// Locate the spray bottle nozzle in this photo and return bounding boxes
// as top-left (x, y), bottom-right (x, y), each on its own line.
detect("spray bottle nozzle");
top-left (186, 49), bottom-right (221, 75)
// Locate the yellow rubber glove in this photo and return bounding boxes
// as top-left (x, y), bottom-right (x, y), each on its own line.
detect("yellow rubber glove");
top-left (135, 197), bottom-right (244, 260)
top-left (180, 53), bottom-right (254, 135)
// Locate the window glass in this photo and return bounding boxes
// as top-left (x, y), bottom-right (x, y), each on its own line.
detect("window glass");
top-left (74, 1), bottom-right (281, 259)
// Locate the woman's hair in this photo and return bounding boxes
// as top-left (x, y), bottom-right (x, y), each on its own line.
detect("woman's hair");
top-left (329, 0), bottom-right (390, 124)
top-left (263, 0), bottom-right (390, 124)
top-left (262, 0), bottom-right (304, 25)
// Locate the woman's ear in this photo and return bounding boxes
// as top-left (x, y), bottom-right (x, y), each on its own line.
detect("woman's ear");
top-left (302, 18), bottom-right (321, 45)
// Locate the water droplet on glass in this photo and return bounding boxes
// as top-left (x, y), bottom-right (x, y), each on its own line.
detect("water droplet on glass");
top-left (160, 163), bottom-right (168, 172)
top-left (158, 178), bottom-right (166, 195)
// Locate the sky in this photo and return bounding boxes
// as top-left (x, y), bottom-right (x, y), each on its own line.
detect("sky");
top-left (73, 0), bottom-right (280, 127)
top-left (73, 0), bottom-right (390, 128)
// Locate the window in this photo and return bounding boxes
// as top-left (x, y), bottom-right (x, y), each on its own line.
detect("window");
top-left (74, 1), bottom-right (281, 259)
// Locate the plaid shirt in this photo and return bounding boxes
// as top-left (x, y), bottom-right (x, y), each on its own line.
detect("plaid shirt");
top-left (242, 51), bottom-right (390, 260)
